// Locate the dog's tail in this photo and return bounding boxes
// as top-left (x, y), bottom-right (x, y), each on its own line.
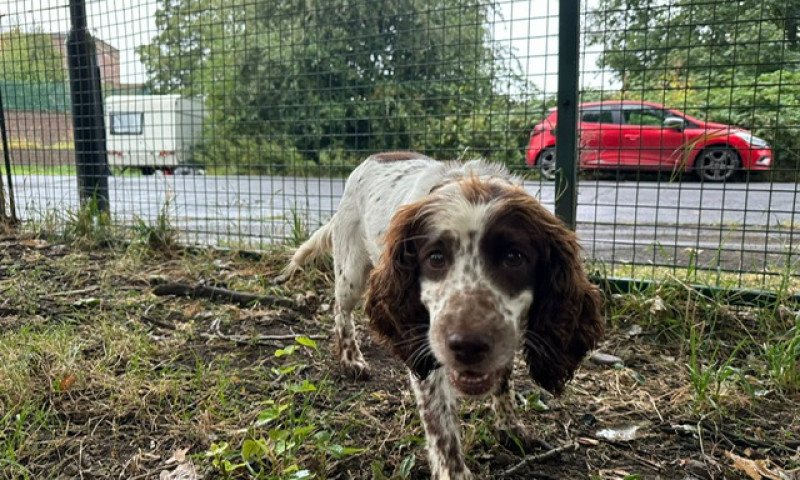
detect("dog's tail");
top-left (283, 219), bottom-right (334, 277)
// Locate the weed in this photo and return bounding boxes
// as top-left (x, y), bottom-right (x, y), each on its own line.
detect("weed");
top-left (764, 318), bottom-right (800, 393)
top-left (286, 206), bottom-right (310, 247)
top-left (131, 196), bottom-right (179, 254)
top-left (204, 337), bottom-right (363, 479)
top-left (0, 406), bottom-right (39, 479)
top-left (59, 197), bottom-right (116, 248)
top-left (686, 324), bottom-right (749, 412)
top-left (371, 454), bottom-right (416, 480)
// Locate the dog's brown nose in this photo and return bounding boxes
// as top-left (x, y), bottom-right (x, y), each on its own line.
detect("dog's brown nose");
top-left (447, 333), bottom-right (490, 364)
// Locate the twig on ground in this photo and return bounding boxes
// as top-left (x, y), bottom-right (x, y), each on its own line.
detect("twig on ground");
top-left (138, 304), bottom-right (177, 330)
top-left (42, 286), bottom-right (100, 298)
top-left (501, 442), bottom-right (579, 477)
top-left (151, 282), bottom-right (296, 309)
top-left (141, 314), bottom-right (177, 330)
top-left (199, 318), bottom-right (327, 346)
top-left (659, 421), bottom-right (798, 454)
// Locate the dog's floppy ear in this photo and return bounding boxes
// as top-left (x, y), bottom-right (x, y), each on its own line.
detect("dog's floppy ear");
top-left (517, 199), bottom-right (604, 394)
top-left (364, 200), bottom-right (439, 379)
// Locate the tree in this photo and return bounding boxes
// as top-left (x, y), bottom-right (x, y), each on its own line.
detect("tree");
top-left (587, 0), bottom-right (800, 90)
top-left (138, 0), bottom-right (531, 169)
top-left (0, 28), bottom-right (66, 82)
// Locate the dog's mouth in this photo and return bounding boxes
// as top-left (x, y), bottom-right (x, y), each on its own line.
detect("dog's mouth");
top-left (448, 368), bottom-right (501, 396)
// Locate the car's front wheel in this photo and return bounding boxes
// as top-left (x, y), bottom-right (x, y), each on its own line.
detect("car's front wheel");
top-left (695, 146), bottom-right (741, 182)
top-left (537, 147), bottom-right (556, 180)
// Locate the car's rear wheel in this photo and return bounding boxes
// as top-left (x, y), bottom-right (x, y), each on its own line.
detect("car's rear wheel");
top-left (537, 147), bottom-right (556, 180)
top-left (695, 146), bottom-right (741, 182)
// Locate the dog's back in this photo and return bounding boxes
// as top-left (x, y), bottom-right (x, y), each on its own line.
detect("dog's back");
top-left (288, 151), bottom-right (439, 272)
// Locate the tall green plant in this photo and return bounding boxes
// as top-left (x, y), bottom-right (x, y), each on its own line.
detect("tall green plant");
top-left (0, 28), bottom-right (66, 82)
top-left (140, 0), bottom-right (532, 168)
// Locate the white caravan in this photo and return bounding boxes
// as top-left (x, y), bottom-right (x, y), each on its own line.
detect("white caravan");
top-left (105, 95), bottom-right (205, 175)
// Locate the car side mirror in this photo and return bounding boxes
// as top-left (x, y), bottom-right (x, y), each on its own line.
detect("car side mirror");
top-left (664, 117), bottom-right (685, 131)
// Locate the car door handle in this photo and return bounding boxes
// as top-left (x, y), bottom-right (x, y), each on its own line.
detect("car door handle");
top-left (624, 134), bottom-right (640, 141)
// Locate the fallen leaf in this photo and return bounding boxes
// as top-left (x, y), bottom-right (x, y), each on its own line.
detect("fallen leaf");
top-left (166, 447), bottom-right (191, 464)
top-left (20, 238), bottom-right (49, 249)
top-left (726, 451), bottom-right (793, 480)
top-left (646, 295), bottom-right (667, 315)
top-left (60, 374), bottom-right (77, 391)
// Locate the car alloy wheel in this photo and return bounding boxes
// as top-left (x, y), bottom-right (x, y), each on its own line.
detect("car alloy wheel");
top-left (538, 147), bottom-right (556, 180)
top-left (696, 146), bottom-right (740, 182)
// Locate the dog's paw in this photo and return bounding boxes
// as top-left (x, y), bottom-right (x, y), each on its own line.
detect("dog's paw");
top-left (494, 421), bottom-right (550, 454)
top-left (340, 357), bottom-right (371, 380)
top-left (431, 465), bottom-right (474, 480)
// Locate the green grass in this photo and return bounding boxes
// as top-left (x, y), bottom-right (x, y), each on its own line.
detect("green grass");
top-left (605, 271), bottom-right (800, 414)
top-left (595, 261), bottom-right (800, 295)
top-left (5, 165), bottom-right (79, 176)
top-left (764, 318), bottom-right (800, 392)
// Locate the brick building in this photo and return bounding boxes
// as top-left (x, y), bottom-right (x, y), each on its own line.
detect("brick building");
top-left (1, 33), bottom-right (125, 164)
top-left (49, 33), bottom-right (121, 86)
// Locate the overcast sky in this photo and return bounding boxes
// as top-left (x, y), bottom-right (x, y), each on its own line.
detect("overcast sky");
top-left (4, 0), bottom-right (613, 93)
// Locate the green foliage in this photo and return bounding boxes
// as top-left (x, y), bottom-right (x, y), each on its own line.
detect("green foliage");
top-left (371, 454), bottom-right (416, 480)
top-left (587, 0), bottom-right (800, 90)
top-left (130, 198), bottom-right (179, 253)
top-left (193, 134), bottom-right (312, 174)
top-left (204, 337), bottom-right (362, 479)
top-left (764, 317), bottom-right (800, 393)
top-left (61, 198), bottom-right (115, 248)
top-left (0, 28), bottom-right (66, 83)
top-left (139, 0), bottom-right (535, 170)
top-left (703, 71), bottom-right (800, 172)
top-left (687, 325), bottom-right (750, 413)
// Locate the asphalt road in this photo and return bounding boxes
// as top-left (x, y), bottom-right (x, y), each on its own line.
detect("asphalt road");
top-left (7, 174), bottom-right (800, 271)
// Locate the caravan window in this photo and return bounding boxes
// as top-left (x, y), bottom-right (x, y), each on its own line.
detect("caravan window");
top-left (111, 112), bottom-right (144, 134)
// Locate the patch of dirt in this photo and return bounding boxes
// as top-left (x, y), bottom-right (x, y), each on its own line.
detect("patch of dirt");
top-left (0, 233), bottom-right (798, 480)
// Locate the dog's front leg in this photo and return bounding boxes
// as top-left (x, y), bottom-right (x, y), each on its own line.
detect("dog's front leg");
top-left (410, 369), bottom-right (473, 480)
top-left (490, 367), bottom-right (540, 452)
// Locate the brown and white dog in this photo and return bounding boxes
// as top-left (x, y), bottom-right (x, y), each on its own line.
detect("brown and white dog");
top-left (286, 151), bottom-right (603, 479)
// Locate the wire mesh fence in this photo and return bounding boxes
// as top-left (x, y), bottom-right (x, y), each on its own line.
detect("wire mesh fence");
top-left (0, 0), bottom-right (798, 292)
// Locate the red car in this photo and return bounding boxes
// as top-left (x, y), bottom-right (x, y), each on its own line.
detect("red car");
top-left (525, 101), bottom-right (772, 182)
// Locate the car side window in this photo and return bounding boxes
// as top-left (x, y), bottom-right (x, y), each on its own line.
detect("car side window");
top-left (581, 108), bottom-right (614, 124)
top-left (624, 108), bottom-right (665, 126)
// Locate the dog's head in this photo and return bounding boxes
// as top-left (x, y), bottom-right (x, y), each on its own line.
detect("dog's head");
top-left (365, 175), bottom-right (604, 396)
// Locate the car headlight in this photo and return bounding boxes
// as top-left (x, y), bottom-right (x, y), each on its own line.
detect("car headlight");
top-left (734, 131), bottom-right (769, 148)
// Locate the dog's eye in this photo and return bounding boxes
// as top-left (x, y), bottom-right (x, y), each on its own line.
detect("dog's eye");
top-left (427, 250), bottom-right (447, 269)
top-left (503, 250), bottom-right (524, 268)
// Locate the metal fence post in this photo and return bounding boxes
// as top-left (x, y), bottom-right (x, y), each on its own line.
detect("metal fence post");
top-left (0, 84), bottom-right (17, 224)
top-left (67, 0), bottom-right (109, 212)
top-left (555, 0), bottom-right (580, 230)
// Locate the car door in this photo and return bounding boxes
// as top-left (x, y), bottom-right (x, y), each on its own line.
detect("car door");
top-left (621, 107), bottom-right (685, 169)
top-left (578, 106), bottom-right (622, 167)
